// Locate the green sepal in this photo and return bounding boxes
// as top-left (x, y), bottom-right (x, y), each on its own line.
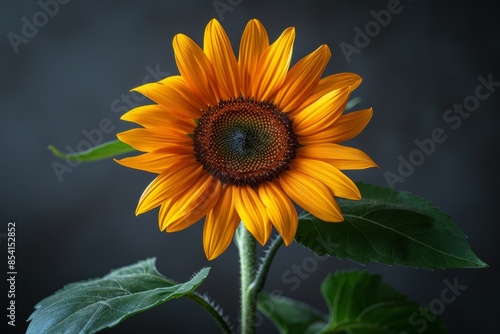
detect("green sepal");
top-left (345, 96), bottom-right (362, 111)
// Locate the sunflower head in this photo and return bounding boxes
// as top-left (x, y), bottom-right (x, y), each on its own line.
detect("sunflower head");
top-left (193, 97), bottom-right (298, 188)
top-left (116, 18), bottom-right (377, 260)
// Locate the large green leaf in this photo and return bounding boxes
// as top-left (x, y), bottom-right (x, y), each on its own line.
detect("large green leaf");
top-left (258, 292), bottom-right (328, 334)
top-left (48, 139), bottom-right (135, 162)
top-left (320, 271), bottom-right (447, 333)
top-left (27, 258), bottom-right (210, 334)
top-left (296, 182), bottom-right (486, 269)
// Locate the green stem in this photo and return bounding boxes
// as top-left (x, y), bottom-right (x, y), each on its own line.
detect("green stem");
top-left (237, 223), bottom-right (257, 334)
top-left (186, 293), bottom-right (232, 334)
top-left (250, 235), bottom-right (283, 295)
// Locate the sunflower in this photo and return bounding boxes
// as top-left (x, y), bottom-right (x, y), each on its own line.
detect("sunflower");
top-left (116, 18), bottom-right (377, 260)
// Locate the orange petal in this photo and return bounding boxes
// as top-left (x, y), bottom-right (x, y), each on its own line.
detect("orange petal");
top-left (121, 104), bottom-right (195, 132)
top-left (203, 185), bottom-right (240, 260)
top-left (204, 19), bottom-right (240, 100)
top-left (132, 76), bottom-right (203, 120)
top-left (158, 75), bottom-right (208, 113)
top-left (163, 174), bottom-right (221, 232)
top-left (234, 186), bottom-right (271, 245)
top-left (279, 171), bottom-right (343, 222)
top-left (298, 108), bottom-right (373, 144)
top-left (136, 159), bottom-right (202, 215)
top-left (292, 86), bottom-right (351, 136)
top-left (297, 143), bottom-right (378, 170)
top-left (238, 19), bottom-right (269, 97)
top-left (114, 146), bottom-right (195, 174)
top-left (258, 182), bottom-right (298, 246)
top-left (291, 159), bottom-right (360, 200)
top-left (116, 128), bottom-right (192, 152)
top-left (173, 34), bottom-right (218, 106)
top-left (273, 45), bottom-right (331, 112)
top-left (158, 199), bottom-right (175, 231)
top-left (251, 27), bottom-right (295, 101)
top-left (294, 73), bottom-right (362, 113)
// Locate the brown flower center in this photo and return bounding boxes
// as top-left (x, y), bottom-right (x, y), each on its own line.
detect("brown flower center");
top-left (193, 97), bottom-right (297, 188)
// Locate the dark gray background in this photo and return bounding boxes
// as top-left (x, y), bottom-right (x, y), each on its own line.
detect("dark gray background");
top-left (2, 0), bottom-right (499, 333)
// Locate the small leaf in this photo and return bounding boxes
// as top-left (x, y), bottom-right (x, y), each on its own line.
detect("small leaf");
top-left (27, 258), bottom-right (210, 334)
top-left (320, 271), bottom-right (447, 333)
top-left (48, 139), bottom-right (135, 162)
top-left (345, 96), bottom-right (362, 111)
top-left (258, 292), bottom-right (328, 334)
top-left (296, 182), bottom-right (487, 269)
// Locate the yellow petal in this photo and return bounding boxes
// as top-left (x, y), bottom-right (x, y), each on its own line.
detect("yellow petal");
top-left (173, 34), bottom-right (218, 106)
top-left (158, 199), bottom-right (175, 231)
top-left (234, 186), bottom-right (271, 245)
top-left (136, 159), bottom-right (202, 215)
top-left (121, 104), bottom-right (195, 132)
top-left (238, 19), bottom-right (269, 97)
top-left (316, 72), bottom-right (362, 93)
top-left (258, 182), bottom-right (298, 246)
top-left (116, 128), bottom-right (192, 152)
top-left (279, 171), bottom-right (343, 222)
top-left (291, 159), bottom-right (360, 200)
top-left (164, 174), bottom-right (221, 232)
top-left (298, 108), bottom-right (373, 144)
top-left (294, 73), bottom-right (362, 112)
top-left (273, 45), bottom-right (331, 112)
top-left (204, 19), bottom-right (240, 100)
top-left (132, 76), bottom-right (203, 120)
top-left (114, 146), bottom-right (194, 174)
top-left (293, 87), bottom-right (351, 136)
top-left (158, 75), bottom-right (208, 112)
top-left (297, 143), bottom-right (378, 170)
top-left (203, 185), bottom-right (240, 260)
top-left (251, 27), bottom-right (295, 101)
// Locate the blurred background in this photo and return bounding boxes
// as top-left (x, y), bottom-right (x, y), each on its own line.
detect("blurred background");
top-left (1, 0), bottom-right (499, 333)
